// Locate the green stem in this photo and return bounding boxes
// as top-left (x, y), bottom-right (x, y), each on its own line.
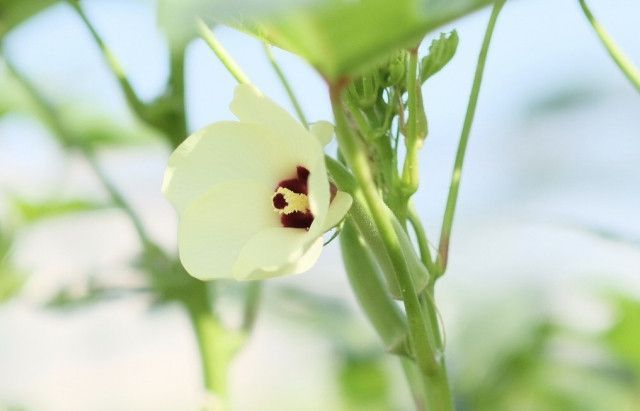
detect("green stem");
top-left (66, 0), bottom-right (149, 120)
top-left (578, 0), bottom-right (640, 92)
top-left (401, 358), bottom-right (427, 411)
top-left (83, 149), bottom-right (151, 247)
top-left (263, 43), bottom-right (309, 125)
top-left (407, 204), bottom-right (437, 277)
top-left (185, 287), bottom-right (242, 410)
top-left (197, 19), bottom-right (251, 85)
top-left (330, 85), bottom-right (452, 410)
top-left (401, 48), bottom-right (422, 197)
top-left (436, 0), bottom-right (507, 274)
top-left (241, 282), bottom-right (262, 333)
top-left (3, 54), bottom-right (153, 248)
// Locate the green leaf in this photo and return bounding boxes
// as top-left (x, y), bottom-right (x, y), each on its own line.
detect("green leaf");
top-left (338, 354), bottom-right (391, 410)
top-left (59, 106), bottom-right (161, 149)
top-left (0, 266), bottom-right (24, 303)
top-left (604, 296), bottom-right (640, 374)
top-left (0, 62), bottom-right (38, 116)
top-left (420, 30), bottom-right (459, 83)
top-left (12, 198), bottom-right (107, 224)
top-left (216, 0), bottom-right (492, 80)
top-left (0, 226), bottom-right (25, 303)
top-left (0, 0), bottom-right (59, 39)
top-left (157, 0), bottom-right (215, 51)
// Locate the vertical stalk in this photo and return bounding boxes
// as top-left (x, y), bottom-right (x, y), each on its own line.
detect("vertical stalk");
top-left (436, 0), bottom-right (507, 274)
top-left (263, 43), bottom-right (309, 125)
top-left (330, 84), bottom-right (453, 411)
top-left (185, 286), bottom-right (241, 411)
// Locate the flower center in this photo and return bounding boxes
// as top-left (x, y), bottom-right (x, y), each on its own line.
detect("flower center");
top-left (272, 166), bottom-right (314, 230)
top-left (273, 187), bottom-right (310, 215)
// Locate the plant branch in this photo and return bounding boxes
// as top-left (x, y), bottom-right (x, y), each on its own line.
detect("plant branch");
top-left (66, 0), bottom-right (149, 120)
top-left (197, 19), bottom-right (251, 85)
top-left (3, 53), bottom-right (153, 247)
top-left (578, 0), bottom-right (640, 93)
top-left (263, 43), bottom-right (309, 125)
top-left (407, 204), bottom-right (437, 276)
top-left (436, 0), bottom-right (507, 274)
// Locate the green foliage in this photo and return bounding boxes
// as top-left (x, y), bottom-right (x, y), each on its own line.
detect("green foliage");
top-left (157, 0), bottom-right (214, 51)
top-left (0, 226), bottom-right (25, 303)
top-left (221, 0), bottom-right (493, 80)
top-left (454, 293), bottom-right (640, 411)
top-left (12, 197), bottom-right (106, 224)
top-left (0, 62), bottom-right (37, 116)
top-left (45, 277), bottom-right (113, 310)
top-left (0, 0), bottom-right (58, 39)
top-left (604, 296), bottom-right (640, 374)
top-left (338, 354), bottom-right (391, 411)
top-left (420, 31), bottom-right (459, 83)
top-left (59, 107), bottom-right (161, 149)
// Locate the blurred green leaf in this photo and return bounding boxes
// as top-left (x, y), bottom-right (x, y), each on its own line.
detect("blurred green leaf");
top-left (604, 296), bottom-right (640, 374)
top-left (157, 0), bottom-right (214, 51)
top-left (0, 63), bottom-right (38, 116)
top-left (0, 226), bottom-right (25, 303)
top-left (524, 84), bottom-right (604, 118)
top-left (59, 106), bottom-right (161, 149)
top-left (420, 30), bottom-right (459, 83)
top-left (0, 266), bottom-right (24, 303)
top-left (338, 354), bottom-right (391, 411)
top-left (0, 0), bottom-right (58, 39)
top-left (220, 0), bottom-right (494, 80)
top-left (12, 197), bottom-right (107, 224)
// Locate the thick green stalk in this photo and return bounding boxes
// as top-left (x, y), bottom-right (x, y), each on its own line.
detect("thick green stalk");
top-left (578, 0), bottom-right (640, 93)
top-left (330, 85), bottom-right (452, 410)
top-left (436, 0), bottom-right (507, 274)
top-left (185, 287), bottom-right (244, 411)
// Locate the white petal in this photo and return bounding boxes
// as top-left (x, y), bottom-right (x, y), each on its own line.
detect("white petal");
top-left (162, 121), bottom-right (300, 215)
top-left (229, 84), bottom-right (323, 167)
top-left (285, 237), bottom-right (324, 275)
top-left (306, 156), bottom-right (331, 238)
top-left (178, 181), bottom-right (279, 280)
top-left (322, 191), bottom-right (353, 231)
top-left (309, 121), bottom-right (334, 146)
top-left (232, 227), bottom-right (317, 280)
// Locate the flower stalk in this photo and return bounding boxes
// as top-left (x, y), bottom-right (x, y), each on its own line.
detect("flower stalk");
top-left (578, 0), bottom-right (640, 93)
top-left (330, 83), bottom-right (453, 410)
top-left (436, 0), bottom-right (507, 275)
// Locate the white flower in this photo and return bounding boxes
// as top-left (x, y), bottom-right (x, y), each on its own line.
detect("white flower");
top-left (162, 84), bottom-right (352, 281)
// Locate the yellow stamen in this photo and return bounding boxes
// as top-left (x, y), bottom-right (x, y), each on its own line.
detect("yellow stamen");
top-left (273, 187), bottom-right (310, 215)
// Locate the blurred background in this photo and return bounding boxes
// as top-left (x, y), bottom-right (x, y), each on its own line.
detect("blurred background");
top-left (0, 0), bottom-right (639, 410)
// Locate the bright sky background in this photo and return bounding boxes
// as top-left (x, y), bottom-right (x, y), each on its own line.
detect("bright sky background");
top-left (0, 0), bottom-right (639, 409)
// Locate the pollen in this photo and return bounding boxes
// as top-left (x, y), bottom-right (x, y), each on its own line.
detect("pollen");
top-left (272, 187), bottom-right (310, 215)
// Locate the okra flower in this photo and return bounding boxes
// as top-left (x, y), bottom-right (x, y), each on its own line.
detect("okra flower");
top-left (162, 84), bottom-right (352, 281)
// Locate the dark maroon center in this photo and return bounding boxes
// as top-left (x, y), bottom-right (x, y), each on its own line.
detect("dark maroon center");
top-left (272, 166), bottom-right (314, 230)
